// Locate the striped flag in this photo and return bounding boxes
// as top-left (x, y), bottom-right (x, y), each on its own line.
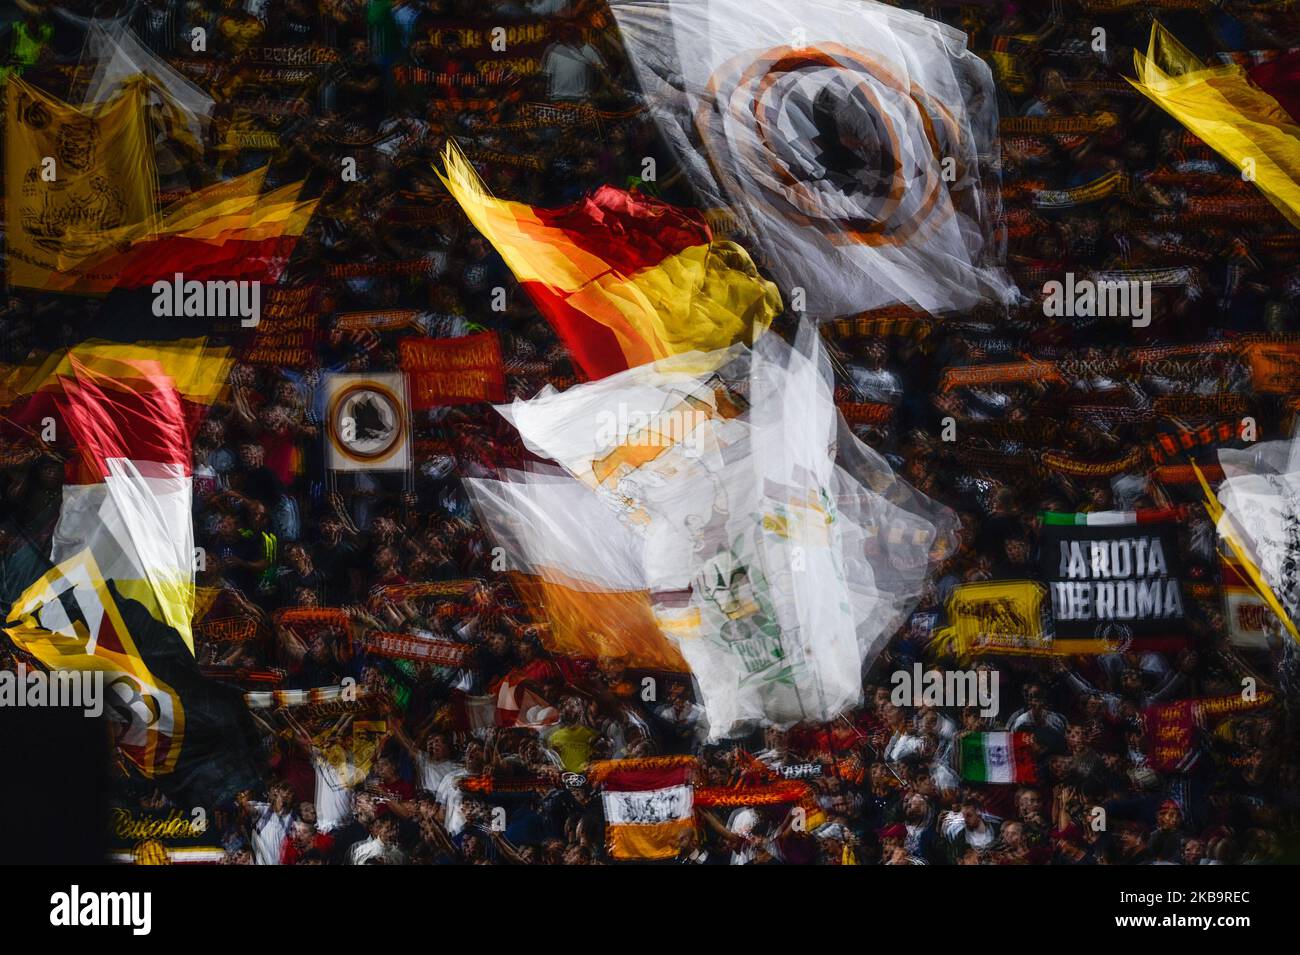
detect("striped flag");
top-left (2, 341), bottom-right (261, 800)
top-left (437, 141), bottom-right (781, 379)
top-left (42, 168), bottom-right (318, 295)
top-left (463, 470), bottom-right (690, 672)
top-left (1040, 508), bottom-right (1182, 526)
top-left (958, 732), bottom-right (1038, 784)
top-left (590, 757), bottom-right (695, 860)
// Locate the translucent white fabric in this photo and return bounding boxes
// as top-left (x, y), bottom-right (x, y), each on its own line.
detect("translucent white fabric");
top-left (463, 466), bottom-right (648, 593)
top-left (495, 324), bottom-right (955, 737)
top-left (1217, 431), bottom-right (1300, 626)
top-left (83, 22), bottom-right (213, 149)
top-left (609, 0), bottom-right (1017, 318)
top-left (51, 460), bottom-right (196, 646)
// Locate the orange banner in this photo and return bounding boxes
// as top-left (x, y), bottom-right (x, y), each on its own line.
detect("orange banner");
top-left (400, 333), bottom-right (506, 407)
top-left (511, 572), bottom-right (688, 672)
top-left (1243, 342), bottom-right (1300, 394)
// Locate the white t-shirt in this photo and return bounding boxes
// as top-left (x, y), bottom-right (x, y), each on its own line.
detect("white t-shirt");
top-left (1006, 709), bottom-right (1067, 734)
top-left (250, 803), bottom-right (293, 866)
top-left (349, 836), bottom-right (407, 865)
top-left (727, 807), bottom-right (760, 865)
top-left (415, 755), bottom-right (459, 794)
top-left (884, 731), bottom-right (924, 763)
top-left (435, 768), bottom-right (469, 835)
top-left (941, 811), bottom-right (998, 848)
top-left (312, 753), bottom-right (355, 833)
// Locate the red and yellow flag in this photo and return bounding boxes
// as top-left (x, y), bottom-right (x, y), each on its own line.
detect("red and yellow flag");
top-left (437, 142), bottom-right (781, 379)
top-left (41, 168), bottom-right (318, 294)
top-left (590, 757), bottom-right (696, 860)
top-left (1129, 23), bottom-right (1300, 228)
top-left (3, 341), bottom-right (233, 782)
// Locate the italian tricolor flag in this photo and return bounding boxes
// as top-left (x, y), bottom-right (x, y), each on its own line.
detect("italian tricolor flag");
top-left (958, 732), bottom-right (1038, 784)
top-left (590, 757), bottom-right (695, 860)
top-left (1041, 508), bottom-right (1181, 526)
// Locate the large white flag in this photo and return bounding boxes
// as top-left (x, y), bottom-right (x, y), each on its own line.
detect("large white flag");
top-left (1215, 434), bottom-right (1300, 631)
top-left (610, 0), bottom-right (1017, 318)
top-left (496, 325), bottom-right (954, 737)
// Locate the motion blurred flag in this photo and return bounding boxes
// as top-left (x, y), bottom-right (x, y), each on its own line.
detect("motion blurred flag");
top-left (590, 757), bottom-right (695, 860)
top-left (4, 74), bottom-right (315, 294)
top-left (609, 0), bottom-right (1017, 319)
top-left (933, 580), bottom-right (1050, 659)
top-left (1205, 441), bottom-right (1300, 643)
top-left (958, 732), bottom-right (1037, 784)
top-left (3, 340), bottom-right (230, 647)
top-left (1, 340), bottom-right (259, 801)
top-left (82, 21), bottom-right (214, 155)
top-left (464, 469), bottom-right (689, 671)
top-left (1129, 22), bottom-right (1300, 228)
top-left (437, 141), bottom-right (781, 379)
top-left (41, 168), bottom-right (318, 294)
top-left (311, 719), bottom-right (387, 788)
top-left (497, 323), bottom-right (954, 737)
top-left (5, 77), bottom-right (157, 290)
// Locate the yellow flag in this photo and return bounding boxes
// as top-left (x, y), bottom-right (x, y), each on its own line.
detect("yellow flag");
top-left (1129, 22), bottom-right (1300, 228)
top-left (5, 77), bottom-right (158, 289)
top-left (934, 580), bottom-right (1050, 661)
top-left (314, 720), bottom-right (388, 787)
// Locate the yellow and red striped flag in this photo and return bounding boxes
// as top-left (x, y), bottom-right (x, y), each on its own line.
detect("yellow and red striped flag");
top-left (2, 340), bottom-right (243, 789)
top-left (437, 141), bottom-right (781, 379)
top-left (42, 168), bottom-right (318, 294)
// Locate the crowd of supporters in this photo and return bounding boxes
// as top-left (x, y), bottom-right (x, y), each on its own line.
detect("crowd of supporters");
top-left (1, 0), bottom-right (1299, 863)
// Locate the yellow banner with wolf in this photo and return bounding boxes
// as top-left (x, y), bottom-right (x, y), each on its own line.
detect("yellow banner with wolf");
top-left (933, 580), bottom-right (1051, 660)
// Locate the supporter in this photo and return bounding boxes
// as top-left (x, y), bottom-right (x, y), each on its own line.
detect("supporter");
top-left (2, 0), bottom-right (1297, 870)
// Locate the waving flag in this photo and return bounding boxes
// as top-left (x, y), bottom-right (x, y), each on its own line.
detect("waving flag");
top-left (2, 341), bottom-right (260, 800)
top-left (5, 77), bottom-right (157, 290)
top-left (5, 72), bottom-right (315, 295)
top-left (464, 469), bottom-right (689, 671)
top-left (609, 0), bottom-right (1016, 319)
top-left (82, 21), bottom-right (214, 154)
top-left (496, 323), bottom-right (953, 737)
top-left (590, 757), bottom-right (695, 860)
top-left (438, 141), bottom-right (781, 379)
top-left (40, 169), bottom-right (319, 295)
top-left (1129, 22), bottom-right (1300, 228)
top-left (958, 732), bottom-right (1037, 784)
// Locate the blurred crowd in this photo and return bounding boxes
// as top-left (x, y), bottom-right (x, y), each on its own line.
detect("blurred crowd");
top-left (1, 0), bottom-right (1299, 863)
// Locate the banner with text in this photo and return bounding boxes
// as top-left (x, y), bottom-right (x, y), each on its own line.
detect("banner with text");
top-left (399, 333), bottom-right (506, 408)
top-left (1040, 510), bottom-right (1186, 649)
